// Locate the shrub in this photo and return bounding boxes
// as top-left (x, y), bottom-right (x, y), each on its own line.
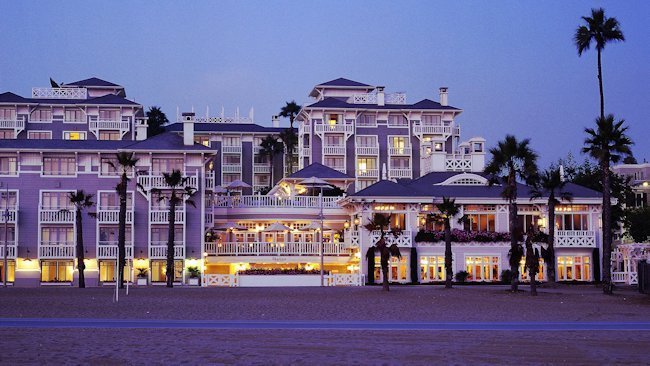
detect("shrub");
top-left (414, 229), bottom-right (511, 243)
top-left (500, 269), bottom-right (513, 284)
top-left (187, 266), bottom-right (201, 278)
top-left (455, 271), bottom-right (469, 283)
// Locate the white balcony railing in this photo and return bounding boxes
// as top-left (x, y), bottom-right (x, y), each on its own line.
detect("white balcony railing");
top-left (149, 241), bottom-right (185, 259)
top-left (314, 123), bottom-right (354, 135)
top-left (445, 155), bottom-right (472, 172)
top-left (301, 147), bottom-right (311, 157)
top-left (356, 145), bottom-right (379, 156)
top-left (2, 208), bottom-right (17, 223)
top-left (39, 243), bottom-right (76, 258)
top-left (215, 195), bottom-right (340, 209)
top-left (96, 209), bottom-right (133, 224)
top-left (205, 171), bottom-right (215, 190)
top-left (357, 169), bottom-right (379, 178)
top-left (204, 241), bottom-right (347, 256)
top-left (149, 210), bottom-right (185, 224)
top-left (323, 145), bottom-right (346, 155)
top-left (413, 123), bottom-right (453, 136)
top-left (0, 242), bottom-right (17, 259)
top-left (222, 164), bottom-right (242, 173)
top-left (388, 168), bottom-right (412, 178)
top-left (39, 209), bottom-right (75, 223)
top-left (299, 124), bottom-right (311, 135)
top-left (32, 87), bottom-right (87, 99)
top-left (369, 230), bottom-right (413, 247)
top-left (388, 146), bottom-right (411, 156)
top-left (253, 164), bottom-right (271, 174)
top-left (89, 120), bottom-right (130, 131)
top-left (222, 145), bottom-right (242, 154)
top-left (138, 174), bottom-right (199, 191)
top-left (555, 230), bottom-right (596, 248)
top-left (96, 241), bottom-right (134, 259)
top-left (0, 117), bottom-right (26, 130)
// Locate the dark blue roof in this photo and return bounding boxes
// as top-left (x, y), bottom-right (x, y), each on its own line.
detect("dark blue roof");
top-left (287, 163), bottom-right (353, 179)
top-left (0, 92), bottom-right (29, 103)
top-left (165, 123), bottom-right (290, 134)
top-left (317, 78), bottom-right (372, 87)
top-left (306, 97), bottom-right (460, 111)
top-left (124, 132), bottom-right (213, 151)
top-left (65, 77), bottom-right (121, 87)
top-left (0, 92), bottom-right (140, 106)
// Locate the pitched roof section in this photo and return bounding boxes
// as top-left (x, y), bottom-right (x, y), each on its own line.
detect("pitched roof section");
top-left (0, 92), bottom-right (30, 103)
top-left (65, 77), bottom-right (122, 87)
top-left (165, 122), bottom-right (289, 134)
top-left (0, 92), bottom-right (140, 106)
top-left (305, 97), bottom-right (461, 111)
top-left (353, 180), bottom-right (427, 197)
top-left (124, 132), bottom-right (213, 151)
top-left (80, 94), bottom-right (139, 106)
top-left (288, 163), bottom-right (353, 179)
top-left (317, 78), bottom-right (372, 87)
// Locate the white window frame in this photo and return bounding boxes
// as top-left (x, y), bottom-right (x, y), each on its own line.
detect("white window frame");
top-left (27, 130), bottom-right (52, 139)
top-left (62, 131), bottom-right (87, 140)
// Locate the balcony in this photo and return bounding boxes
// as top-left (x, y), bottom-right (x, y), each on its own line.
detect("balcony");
top-left (215, 195), bottom-right (340, 209)
top-left (388, 168), bottom-right (411, 179)
top-left (323, 144), bottom-right (346, 155)
top-left (388, 146), bottom-right (411, 156)
top-left (89, 120), bottom-right (130, 131)
top-left (205, 171), bottom-right (215, 190)
top-left (253, 164), bottom-right (271, 174)
top-left (222, 145), bottom-right (242, 154)
top-left (222, 164), bottom-right (242, 173)
top-left (2, 208), bottom-right (17, 223)
top-left (413, 123), bottom-right (453, 136)
top-left (285, 165), bottom-right (300, 176)
top-left (138, 174), bottom-right (199, 191)
top-left (356, 145), bottom-right (379, 156)
top-left (349, 92), bottom-right (407, 105)
top-left (149, 241), bottom-right (185, 259)
top-left (39, 209), bottom-right (75, 223)
top-left (96, 241), bottom-right (134, 259)
top-left (0, 242), bottom-right (17, 259)
top-left (555, 230), bottom-right (596, 248)
top-left (301, 147), bottom-right (311, 157)
top-left (32, 87), bottom-right (87, 99)
top-left (39, 242), bottom-right (75, 259)
top-left (369, 230), bottom-right (413, 247)
top-left (314, 122), bottom-right (354, 135)
top-left (445, 155), bottom-right (473, 172)
top-left (357, 169), bottom-right (379, 178)
top-left (150, 209), bottom-right (185, 224)
top-left (97, 209), bottom-right (133, 224)
top-left (0, 117), bottom-right (26, 132)
top-left (204, 241), bottom-right (348, 256)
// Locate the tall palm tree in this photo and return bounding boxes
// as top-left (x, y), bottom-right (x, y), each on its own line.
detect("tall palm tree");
top-left (434, 197), bottom-right (460, 289)
top-left (279, 101), bottom-right (302, 129)
top-left (583, 114), bottom-right (632, 294)
top-left (68, 190), bottom-right (94, 288)
top-left (152, 170), bottom-right (196, 288)
top-left (530, 167), bottom-right (573, 284)
top-left (259, 135), bottom-right (284, 186)
top-left (485, 134), bottom-right (539, 292)
top-left (279, 128), bottom-right (298, 177)
top-left (109, 152), bottom-right (139, 289)
top-left (575, 8), bottom-right (625, 118)
top-left (364, 213), bottom-right (402, 291)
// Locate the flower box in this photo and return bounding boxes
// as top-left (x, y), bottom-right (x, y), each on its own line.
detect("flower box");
top-left (136, 277), bottom-right (148, 286)
top-left (188, 277), bottom-right (200, 286)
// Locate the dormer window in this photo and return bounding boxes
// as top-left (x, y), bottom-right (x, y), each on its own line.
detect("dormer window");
top-left (434, 142), bottom-right (444, 152)
top-left (473, 142), bottom-right (483, 153)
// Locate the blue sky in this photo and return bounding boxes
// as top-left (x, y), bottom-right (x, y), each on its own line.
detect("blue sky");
top-left (1, 1), bottom-right (648, 166)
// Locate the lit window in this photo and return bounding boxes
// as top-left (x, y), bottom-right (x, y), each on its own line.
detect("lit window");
top-left (434, 142), bottom-right (443, 151)
top-left (328, 114), bottom-right (338, 125)
top-left (63, 131), bottom-right (87, 140)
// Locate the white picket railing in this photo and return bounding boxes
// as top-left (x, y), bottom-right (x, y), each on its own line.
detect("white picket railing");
top-left (149, 241), bottom-right (185, 259)
top-left (388, 146), bottom-right (411, 156)
top-left (202, 273), bottom-right (362, 287)
top-left (138, 174), bottom-right (199, 190)
top-left (555, 231), bottom-right (596, 248)
top-left (445, 156), bottom-right (473, 171)
top-left (222, 145), bottom-right (242, 154)
top-left (32, 87), bottom-right (87, 99)
top-left (203, 274), bottom-right (238, 287)
top-left (89, 120), bottom-right (130, 131)
top-left (204, 241), bottom-right (347, 256)
top-left (2, 209), bottom-right (17, 223)
top-left (388, 168), bottom-right (412, 178)
top-left (323, 145), bottom-right (346, 155)
top-left (0, 243), bottom-right (17, 259)
top-left (149, 209), bottom-right (185, 223)
top-left (96, 241), bottom-right (134, 259)
top-left (222, 164), bottom-right (242, 173)
top-left (314, 123), bottom-right (354, 134)
top-left (214, 195), bottom-right (340, 209)
top-left (325, 273), bottom-right (363, 286)
top-left (356, 145), bottom-right (379, 156)
top-left (369, 230), bottom-right (413, 247)
top-left (39, 209), bottom-right (75, 223)
top-left (205, 171), bottom-right (215, 190)
top-left (253, 164), bottom-right (271, 174)
top-left (301, 147), bottom-right (311, 157)
top-left (39, 243), bottom-right (75, 258)
top-left (413, 123), bottom-right (453, 136)
top-left (0, 117), bottom-right (26, 130)
top-left (357, 169), bottom-right (379, 178)
top-left (97, 210), bottom-right (133, 223)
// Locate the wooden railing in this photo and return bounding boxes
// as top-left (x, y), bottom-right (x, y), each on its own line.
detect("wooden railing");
top-left (39, 209), bottom-right (75, 223)
top-left (555, 230), bottom-right (596, 247)
top-left (204, 241), bottom-right (348, 256)
top-left (0, 117), bottom-right (25, 130)
top-left (0, 242), bottom-right (17, 259)
top-left (39, 243), bottom-right (75, 258)
top-left (97, 209), bottom-right (133, 223)
top-left (214, 195), bottom-right (340, 209)
top-left (96, 241), bottom-right (134, 259)
top-left (149, 209), bottom-right (185, 223)
top-left (149, 241), bottom-right (185, 258)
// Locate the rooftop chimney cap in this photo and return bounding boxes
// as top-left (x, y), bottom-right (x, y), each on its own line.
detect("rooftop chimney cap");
top-left (439, 87), bottom-right (448, 92)
top-left (182, 112), bottom-right (195, 117)
top-left (376, 86), bottom-right (385, 91)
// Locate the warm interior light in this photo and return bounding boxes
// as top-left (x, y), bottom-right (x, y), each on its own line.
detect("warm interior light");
top-left (359, 162), bottom-right (367, 173)
top-left (354, 218), bottom-right (360, 225)
top-left (344, 221), bottom-right (350, 229)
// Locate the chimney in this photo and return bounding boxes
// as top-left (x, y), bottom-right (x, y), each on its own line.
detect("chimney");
top-left (182, 112), bottom-right (195, 146)
top-left (272, 115), bottom-right (280, 128)
top-left (135, 117), bottom-right (148, 141)
top-left (439, 87), bottom-right (448, 106)
top-left (376, 86), bottom-right (385, 106)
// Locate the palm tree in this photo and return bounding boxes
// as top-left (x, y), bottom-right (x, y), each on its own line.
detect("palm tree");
top-left (259, 135), bottom-right (284, 186)
top-left (583, 114), bottom-right (632, 294)
top-left (434, 197), bottom-right (460, 289)
top-left (530, 167), bottom-right (573, 284)
top-left (523, 226), bottom-right (540, 296)
top-left (364, 213), bottom-right (402, 291)
top-left (485, 134), bottom-right (539, 292)
top-left (279, 101), bottom-right (301, 129)
top-left (68, 190), bottom-right (94, 288)
top-left (575, 8), bottom-right (625, 118)
top-left (109, 152), bottom-right (139, 288)
top-left (279, 128), bottom-right (298, 177)
top-left (146, 106), bottom-right (169, 137)
top-left (152, 170), bottom-right (196, 288)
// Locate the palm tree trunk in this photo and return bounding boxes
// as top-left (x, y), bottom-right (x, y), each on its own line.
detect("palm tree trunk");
top-left (167, 194), bottom-right (176, 288)
top-left (444, 219), bottom-right (453, 289)
top-left (117, 174), bottom-right (127, 289)
top-left (508, 170), bottom-right (520, 292)
top-left (75, 209), bottom-right (86, 288)
top-left (547, 200), bottom-right (556, 284)
top-left (598, 49), bottom-right (604, 119)
top-left (269, 155), bottom-right (274, 187)
top-left (381, 250), bottom-right (390, 291)
top-left (601, 160), bottom-right (613, 294)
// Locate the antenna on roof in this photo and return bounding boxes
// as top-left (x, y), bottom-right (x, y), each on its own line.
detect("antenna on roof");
top-left (221, 106), bottom-right (225, 119)
top-left (249, 106), bottom-right (254, 122)
top-left (206, 105), bottom-right (209, 118)
top-left (559, 164), bottom-right (565, 182)
top-left (176, 106), bottom-right (179, 122)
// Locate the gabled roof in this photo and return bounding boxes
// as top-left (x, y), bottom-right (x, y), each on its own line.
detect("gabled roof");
top-left (317, 78), bottom-right (372, 87)
top-left (124, 132), bottom-right (212, 151)
top-left (287, 162), bottom-right (353, 180)
top-left (0, 92), bottom-right (30, 103)
top-left (353, 180), bottom-right (427, 197)
top-left (410, 99), bottom-right (460, 110)
top-left (80, 94), bottom-right (139, 106)
top-left (165, 122), bottom-right (289, 134)
top-left (0, 92), bottom-right (140, 106)
top-left (305, 97), bottom-right (461, 111)
top-left (65, 77), bottom-right (122, 87)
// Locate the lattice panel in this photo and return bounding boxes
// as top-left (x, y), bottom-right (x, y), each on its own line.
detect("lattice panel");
top-left (326, 274), bottom-right (362, 286)
top-left (555, 235), bottom-right (596, 247)
top-left (445, 159), bottom-right (472, 171)
top-left (203, 274), bottom-right (238, 287)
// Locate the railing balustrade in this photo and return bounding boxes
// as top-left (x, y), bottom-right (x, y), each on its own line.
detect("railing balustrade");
top-left (222, 145), bottom-right (242, 154)
top-left (204, 241), bottom-right (347, 256)
top-left (39, 242), bottom-right (75, 258)
top-left (214, 195), bottom-right (340, 209)
top-left (555, 230), bottom-right (596, 247)
top-left (314, 122), bottom-right (354, 134)
top-left (356, 145), bottom-right (379, 155)
top-left (39, 209), bottom-right (75, 223)
top-left (96, 241), bottom-right (134, 259)
top-left (149, 241), bottom-right (185, 258)
top-left (0, 117), bottom-right (26, 130)
top-left (89, 120), bottom-right (130, 130)
top-left (388, 147), bottom-right (411, 156)
top-left (32, 87), bottom-right (87, 99)
top-left (222, 164), bottom-right (242, 173)
top-left (0, 242), bottom-right (17, 259)
top-left (138, 174), bottom-right (199, 191)
top-left (97, 209), bottom-right (133, 223)
top-left (388, 168), bottom-right (411, 178)
top-left (149, 209), bottom-right (185, 223)
top-left (323, 145), bottom-right (346, 155)
top-left (413, 123), bottom-right (453, 136)
top-left (253, 164), bottom-right (271, 174)
top-left (357, 169), bottom-right (379, 178)
top-left (369, 230), bottom-right (413, 247)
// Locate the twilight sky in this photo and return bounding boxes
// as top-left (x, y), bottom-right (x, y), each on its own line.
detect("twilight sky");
top-left (1, 1), bottom-right (648, 166)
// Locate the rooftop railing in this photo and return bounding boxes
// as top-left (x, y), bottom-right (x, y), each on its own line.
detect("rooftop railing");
top-left (215, 195), bottom-right (340, 209)
top-left (32, 87), bottom-right (87, 99)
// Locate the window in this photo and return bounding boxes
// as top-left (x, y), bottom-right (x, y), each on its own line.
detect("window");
top-left (152, 158), bottom-right (184, 175)
top-left (223, 136), bottom-right (241, 146)
top-left (327, 114), bottom-right (339, 125)
top-left (99, 131), bottom-right (121, 140)
top-left (98, 226), bottom-right (132, 243)
top-left (465, 256), bottom-right (500, 282)
top-left (151, 227), bottom-right (183, 243)
top-left (99, 110), bottom-right (119, 121)
top-left (64, 109), bottom-right (84, 123)
top-left (356, 135), bottom-right (377, 147)
top-left (99, 260), bottom-right (132, 282)
top-left (40, 260), bottom-right (74, 283)
top-left (99, 191), bottom-right (132, 210)
top-left (0, 226), bottom-right (15, 243)
top-left (194, 135), bottom-right (210, 147)
top-left (41, 226), bottom-right (74, 245)
top-left (63, 131), bottom-right (87, 140)
top-left (41, 192), bottom-right (73, 210)
top-left (0, 108), bottom-right (16, 120)
top-left (388, 115), bottom-right (408, 127)
top-left (0, 191), bottom-right (17, 209)
top-left (473, 142), bottom-right (483, 152)
top-left (0, 130), bottom-right (14, 139)
top-left (0, 157), bottom-right (17, 175)
top-left (357, 115), bottom-right (376, 127)
top-left (356, 179), bottom-right (376, 191)
top-left (388, 213), bottom-right (406, 230)
top-left (519, 258), bottom-right (546, 282)
top-left (357, 157), bottom-right (376, 174)
top-left (434, 142), bottom-right (444, 151)
top-left (389, 157), bottom-right (410, 169)
top-left (30, 109), bottom-right (52, 122)
top-left (222, 173), bottom-right (240, 185)
top-left (325, 135), bottom-right (344, 146)
top-left (0, 261), bottom-right (15, 283)
top-left (557, 256), bottom-right (591, 281)
top-left (464, 205), bottom-right (496, 232)
top-left (422, 115), bottom-right (441, 125)
top-left (420, 256), bottom-right (445, 282)
top-left (324, 157), bottom-right (344, 170)
top-left (43, 156), bottom-right (76, 176)
top-left (151, 260), bottom-right (183, 282)
top-left (555, 213), bottom-right (589, 231)
top-left (517, 214), bottom-right (541, 232)
top-left (28, 131), bottom-right (52, 139)
top-left (223, 155), bottom-right (241, 165)
top-left (390, 136), bottom-right (409, 149)
top-left (374, 256), bottom-right (409, 283)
